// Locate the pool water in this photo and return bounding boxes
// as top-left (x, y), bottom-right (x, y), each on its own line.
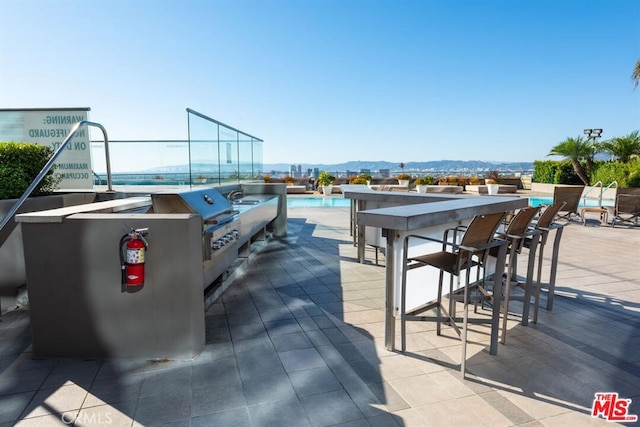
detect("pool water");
top-left (286, 196), bottom-right (609, 208)
top-left (527, 197), bottom-right (607, 208)
top-left (287, 197), bottom-right (351, 208)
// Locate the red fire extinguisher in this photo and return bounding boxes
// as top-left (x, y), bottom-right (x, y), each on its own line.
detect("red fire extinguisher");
top-left (119, 228), bottom-right (149, 289)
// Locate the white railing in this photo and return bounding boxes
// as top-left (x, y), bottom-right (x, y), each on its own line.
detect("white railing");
top-left (582, 181), bottom-right (618, 206)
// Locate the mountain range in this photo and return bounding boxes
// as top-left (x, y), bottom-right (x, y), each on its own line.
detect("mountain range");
top-left (264, 160), bottom-right (535, 173)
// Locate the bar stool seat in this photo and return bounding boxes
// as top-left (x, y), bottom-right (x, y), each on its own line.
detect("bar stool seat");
top-left (400, 212), bottom-right (509, 378)
top-left (477, 207), bottom-right (541, 344)
top-left (520, 202), bottom-right (567, 323)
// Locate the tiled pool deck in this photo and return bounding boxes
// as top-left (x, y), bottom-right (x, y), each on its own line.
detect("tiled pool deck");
top-left (1, 205), bottom-right (639, 426)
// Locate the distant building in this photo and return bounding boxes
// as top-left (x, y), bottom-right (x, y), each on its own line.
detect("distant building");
top-left (360, 168), bottom-right (371, 175)
top-left (379, 168), bottom-right (390, 178)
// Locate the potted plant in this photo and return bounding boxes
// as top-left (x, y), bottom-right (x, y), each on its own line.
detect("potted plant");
top-left (193, 175), bottom-right (207, 184)
top-left (358, 173), bottom-right (373, 186)
top-left (263, 174), bottom-right (272, 183)
top-left (414, 176), bottom-right (434, 193)
top-left (485, 171), bottom-right (500, 195)
top-left (284, 175), bottom-right (294, 186)
top-left (317, 171), bottom-right (335, 196)
top-left (397, 173), bottom-right (411, 186)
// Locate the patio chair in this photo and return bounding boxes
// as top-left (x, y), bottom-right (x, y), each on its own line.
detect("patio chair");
top-left (400, 212), bottom-right (509, 378)
top-left (519, 202), bottom-right (566, 323)
top-left (553, 185), bottom-right (584, 221)
top-left (606, 188), bottom-right (640, 227)
top-left (476, 207), bottom-right (541, 344)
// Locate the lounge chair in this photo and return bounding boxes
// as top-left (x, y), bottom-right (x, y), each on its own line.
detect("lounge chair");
top-left (553, 185), bottom-right (584, 221)
top-left (607, 188), bottom-right (640, 227)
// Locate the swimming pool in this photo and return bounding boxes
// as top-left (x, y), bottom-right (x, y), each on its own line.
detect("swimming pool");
top-left (287, 197), bottom-right (351, 208)
top-left (286, 196), bottom-right (608, 208)
top-left (527, 197), bottom-right (607, 208)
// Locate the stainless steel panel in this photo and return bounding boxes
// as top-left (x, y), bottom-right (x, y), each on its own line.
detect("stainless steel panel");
top-left (21, 214), bottom-right (205, 359)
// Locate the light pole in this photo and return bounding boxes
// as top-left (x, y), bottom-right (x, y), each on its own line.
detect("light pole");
top-left (583, 128), bottom-right (602, 182)
top-left (583, 128), bottom-right (603, 141)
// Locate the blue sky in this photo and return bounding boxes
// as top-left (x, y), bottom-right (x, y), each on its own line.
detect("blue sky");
top-left (1, 0), bottom-right (638, 165)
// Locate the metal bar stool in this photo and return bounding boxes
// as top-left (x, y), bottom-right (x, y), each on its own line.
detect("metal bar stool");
top-left (522, 202), bottom-right (567, 322)
top-left (400, 212), bottom-right (509, 378)
top-left (492, 207), bottom-right (541, 344)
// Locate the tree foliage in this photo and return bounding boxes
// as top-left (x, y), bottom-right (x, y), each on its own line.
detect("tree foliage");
top-left (632, 58), bottom-right (640, 90)
top-left (598, 131), bottom-right (640, 163)
top-left (547, 136), bottom-right (595, 185)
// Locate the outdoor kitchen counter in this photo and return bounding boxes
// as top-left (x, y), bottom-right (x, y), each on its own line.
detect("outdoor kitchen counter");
top-left (15, 196), bottom-right (151, 223)
top-left (342, 186), bottom-right (528, 352)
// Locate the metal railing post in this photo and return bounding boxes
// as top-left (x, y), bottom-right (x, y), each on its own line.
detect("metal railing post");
top-left (0, 120), bottom-right (112, 234)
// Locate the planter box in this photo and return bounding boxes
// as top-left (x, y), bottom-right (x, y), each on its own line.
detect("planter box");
top-left (286, 185), bottom-right (307, 194)
top-left (321, 185), bottom-right (333, 196)
top-left (0, 193), bottom-right (95, 312)
top-left (425, 185), bottom-right (463, 194)
top-left (466, 185), bottom-right (518, 194)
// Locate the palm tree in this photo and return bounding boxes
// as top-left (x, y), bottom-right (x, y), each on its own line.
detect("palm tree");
top-left (599, 131), bottom-right (640, 163)
top-left (548, 136), bottom-right (595, 185)
top-left (633, 59), bottom-right (640, 90)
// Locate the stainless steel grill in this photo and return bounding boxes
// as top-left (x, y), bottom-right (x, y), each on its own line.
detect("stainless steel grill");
top-left (151, 189), bottom-right (241, 262)
top-left (150, 188), bottom-right (278, 289)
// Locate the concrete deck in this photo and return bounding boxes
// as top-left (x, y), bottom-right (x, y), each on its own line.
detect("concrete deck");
top-left (0, 206), bottom-right (639, 426)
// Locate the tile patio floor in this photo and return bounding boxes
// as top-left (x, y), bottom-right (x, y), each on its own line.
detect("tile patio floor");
top-left (0, 205), bottom-right (639, 426)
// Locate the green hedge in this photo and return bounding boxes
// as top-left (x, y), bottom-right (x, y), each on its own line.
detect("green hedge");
top-left (534, 159), bottom-right (640, 187)
top-left (553, 162), bottom-right (582, 185)
top-left (0, 142), bottom-right (60, 200)
top-left (533, 160), bottom-right (581, 184)
top-left (532, 160), bottom-right (555, 183)
top-left (590, 160), bottom-right (640, 187)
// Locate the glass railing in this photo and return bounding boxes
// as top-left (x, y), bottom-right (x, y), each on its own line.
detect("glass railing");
top-left (90, 109), bottom-right (263, 189)
top-left (187, 108), bottom-right (263, 186)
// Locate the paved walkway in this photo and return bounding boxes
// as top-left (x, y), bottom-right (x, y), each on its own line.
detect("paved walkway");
top-left (0, 206), bottom-right (639, 426)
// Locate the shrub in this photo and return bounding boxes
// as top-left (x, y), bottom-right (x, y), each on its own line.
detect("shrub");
top-left (533, 160), bottom-right (583, 185)
top-left (0, 142), bottom-right (60, 200)
top-left (317, 171), bottom-right (335, 186)
top-left (486, 170), bottom-right (500, 183)
top-left (414, 175), bottom-right (434, 185)
top-left (590, 160), bottom-right (640, 187)
top-left (627, 166), bottom-right (640, 187)
top-left (553, 161), bottom-right (582, 185)
top-left (263, 174), bottom-right (272, 183)
top-left (396, 173), bottom-right (411, 181)
top-left (533, 160), bottom-right (556, 183)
